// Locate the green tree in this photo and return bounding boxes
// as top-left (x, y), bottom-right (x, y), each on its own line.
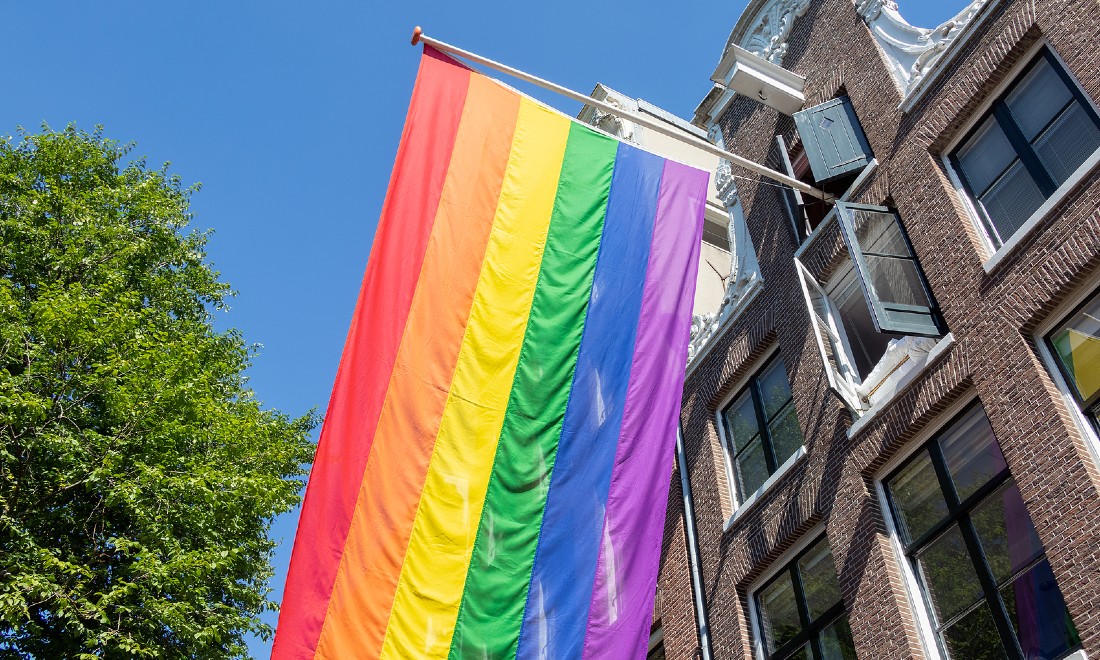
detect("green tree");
top-left (0, 126), bottom-right (316, 658)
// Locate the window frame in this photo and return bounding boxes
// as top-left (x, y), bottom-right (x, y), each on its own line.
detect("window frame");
top-left (716, 350), bottom-right (804, 506)
top-left (834, 202), bottom-right (943, 337)
top-left (1035, 281), bottom-right (1100, 470)
top-left (750, 533), bottom-right (852, 660)
top-left (795, 256), bottom-right (865, 413)
top-left (881, 403), bottom-right (1082, 660)
top-left (943, 43), bottom-right (1100, 269)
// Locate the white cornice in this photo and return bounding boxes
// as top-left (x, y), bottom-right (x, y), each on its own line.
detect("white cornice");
top-left (694, 0), bottom-right (811, 127)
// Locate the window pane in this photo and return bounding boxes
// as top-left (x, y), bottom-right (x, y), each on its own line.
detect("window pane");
top-left (827, 262), bottom-right (901, 380)
top-left (848, 208), bottom-right (932, 308)
top-left (818, 615), bottom-right (858, 660)
top-left (725, 392), bottom-right (760, 452)
top-left (1033, 102), bottom-right (1100, 186)
top-left (737, 438), bottom-right (770, 497)
top-left (780, 643), bottom-right (811, 660)
top-left (977, 159), bottom-right (1046, 245)
top-left (797, 538), bottom-right (842, 621)
top-left (1051, 292), bottom-right (1100, 405)
top-left (759, 571), bottom-right (803, 653)
top-left (939, 407), bottom-right (1007, 503)
top-left (970, 481), bottom-right (1044, 585)
top-left (888, 449), bottom-right (949, 544)
top-left (860, 255), bottom-right (930, 307)
top-left (957, 117), bottom-right (1017, 195)
top-left (1000, 559), bottom-right (1081, 659)
top-left (916, 525), bottom-right (985, 624)
top-left (768, 403), bottom-right (803, 468)
top-left (941, 601), bottom-right (1007, 660)
top-left (1006, 57), bottom-right (1073, 141)
top-left (758, 360), bottom-right (795, 420)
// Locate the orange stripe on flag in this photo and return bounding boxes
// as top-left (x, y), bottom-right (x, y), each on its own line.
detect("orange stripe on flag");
top-left (312, 74), bottom-right (521, 658)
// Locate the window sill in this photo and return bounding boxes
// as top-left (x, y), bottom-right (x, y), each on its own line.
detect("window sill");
top-left (982, 148), bottom-right (1100, 273)
top-left (724, 445), bottom-right (807, 533)
top-left (848, 333), bottom-right (956, 437)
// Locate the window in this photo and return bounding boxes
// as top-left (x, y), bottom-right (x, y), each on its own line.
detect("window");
top-left (720, 356), bottom-right (803, 501)
top-left (754, 535), bottom-right (857, 660)
top-left (796, 203), bottom-right (943, 412)
top-left (883, 405), bottom-right (1081, 660)
top-left (778, 96), bottom-right (875, 244)
top-left (949, 47), bottom-right (1100, 252)
top-left (1047, 289), bottom-right (1100, 434)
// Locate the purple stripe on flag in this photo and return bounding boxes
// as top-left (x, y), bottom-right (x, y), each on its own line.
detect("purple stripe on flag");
top-left (581, 160), bottom-right (708, 659)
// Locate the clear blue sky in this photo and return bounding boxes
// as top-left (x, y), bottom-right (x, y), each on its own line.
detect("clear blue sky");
top-left (1, 1), bottom-right (963, 656)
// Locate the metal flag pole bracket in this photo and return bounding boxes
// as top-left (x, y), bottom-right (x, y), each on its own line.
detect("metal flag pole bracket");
top-left (409, 26), bottom-right (835, 203)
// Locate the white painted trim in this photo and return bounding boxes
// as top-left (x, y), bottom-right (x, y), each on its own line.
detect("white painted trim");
top-left (981, 149), bottom-right (1100, 272)
top-left (685, 279), bottom-right (765, 379)
top-left (847, 333), bottom-right (957, 438)
top-left (745, 523), bottom-right (828, 660)
top-left (869, 391), bottom-right (982, 660)
top-left (714, 343), bottom-right (782, 509)
top-left (1031, 278), bottom-right (1100, 473)
top-left (938, 39), bottom-right (1049, 155)
top-left (724, 446), bottom-right (808, 532)
top-left (898, 0), bottom-right (1006, 113)
top-left (790, 158), bottom-right (879, 261)
top-left (873, 478), bottom-right (944, 660)
top-left (935, 41), bottom-right (1100, 270)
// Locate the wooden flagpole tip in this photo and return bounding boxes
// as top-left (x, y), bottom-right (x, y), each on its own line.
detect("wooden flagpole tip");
top-left (410, 26), bottom-right (423, 46)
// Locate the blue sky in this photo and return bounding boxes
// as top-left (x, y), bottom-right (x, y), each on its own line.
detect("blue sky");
top-left (1, 1), bottom-right (965, 656)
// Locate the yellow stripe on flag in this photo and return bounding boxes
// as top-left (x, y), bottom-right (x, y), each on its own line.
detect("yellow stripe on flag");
top-left (380, 97), bottom-right (572, 659)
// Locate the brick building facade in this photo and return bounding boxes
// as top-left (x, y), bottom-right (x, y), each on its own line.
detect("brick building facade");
top-left (654, 0), bottom-right (1100, 658)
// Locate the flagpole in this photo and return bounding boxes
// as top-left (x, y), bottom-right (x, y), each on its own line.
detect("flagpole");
top-left (410, 27), bottom-right (834, 203)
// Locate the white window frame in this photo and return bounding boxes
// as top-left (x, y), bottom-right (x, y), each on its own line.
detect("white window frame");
top-left (940, 40), bottom-right (1100, 273)
top-left (1033, 278), bottom-right (1100, 472)
top-left (745, 524), bottom-right (830, 660)
top-left (871, 392), bottom-right (984, 660)
top-left (714, 343), bottom-right (808, 530)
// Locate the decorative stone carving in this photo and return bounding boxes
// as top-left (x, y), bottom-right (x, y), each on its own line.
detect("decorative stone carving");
top-left (854, 0), bottom-right (990, 96)
top-left (687, 125), bottom-right (763, 366)
top-left (590, 95), bottom-right (637, 142)
top-left (725, 0), bottom-right (813, 65)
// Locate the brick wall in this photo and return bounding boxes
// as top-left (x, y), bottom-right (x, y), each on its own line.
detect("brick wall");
top-left (658, 0), bottom-right (1100, 657)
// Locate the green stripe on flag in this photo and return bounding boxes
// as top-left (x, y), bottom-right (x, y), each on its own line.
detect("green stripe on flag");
top-left (448, 124), bottom-right (617, 660)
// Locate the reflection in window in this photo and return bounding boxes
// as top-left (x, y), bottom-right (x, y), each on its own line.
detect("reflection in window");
top-left (755, 536), bottom-right (857, 660)
top-left (1047, 289), bottom-right (1100, 434)
top-left (825, 260), bottom-right (903, 380)
top-left (949, 48), bottom-right (1100, 250)
top-left (720, 356), bottom-right (803, 503)
top-left (884, 405), bottom-right (1081, 659)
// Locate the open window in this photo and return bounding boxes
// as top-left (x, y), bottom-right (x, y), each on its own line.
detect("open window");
top-left (796, 205), bottom-right (944, 413)
top-left (778, 96), bottom-right (876, 243)
top-left (796, 260), bottom-right (865, 413)
top-left (834, 202), bottom-right (941, 337)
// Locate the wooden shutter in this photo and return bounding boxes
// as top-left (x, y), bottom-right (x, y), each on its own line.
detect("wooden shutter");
top-left (793, 96), bottom-right (873, 184)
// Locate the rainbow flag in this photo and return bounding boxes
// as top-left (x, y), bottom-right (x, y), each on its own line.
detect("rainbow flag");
top-left (274, 46), bottom-right (707, 659)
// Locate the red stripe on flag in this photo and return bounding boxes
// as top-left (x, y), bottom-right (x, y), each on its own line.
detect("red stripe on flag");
top-left (272, 47), bottom-right (472, 659)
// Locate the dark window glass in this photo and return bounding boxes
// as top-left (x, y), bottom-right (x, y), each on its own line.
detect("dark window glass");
top-left (884, 404), bottom-right (1081, 659)
top-left (950, 48), bottom-right (1100, 250)
top-left (756, 536), bottom-right (856, 660)
top-left (825, 260), bottom-right (902, 380)
top-left (721, 356), bottom-right (803, 502)
top-left (1047, 289), bottom-right (1100, 433)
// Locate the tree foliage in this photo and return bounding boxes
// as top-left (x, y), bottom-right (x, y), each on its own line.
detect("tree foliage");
top-left (0, 126), bottom-right (317, 658)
